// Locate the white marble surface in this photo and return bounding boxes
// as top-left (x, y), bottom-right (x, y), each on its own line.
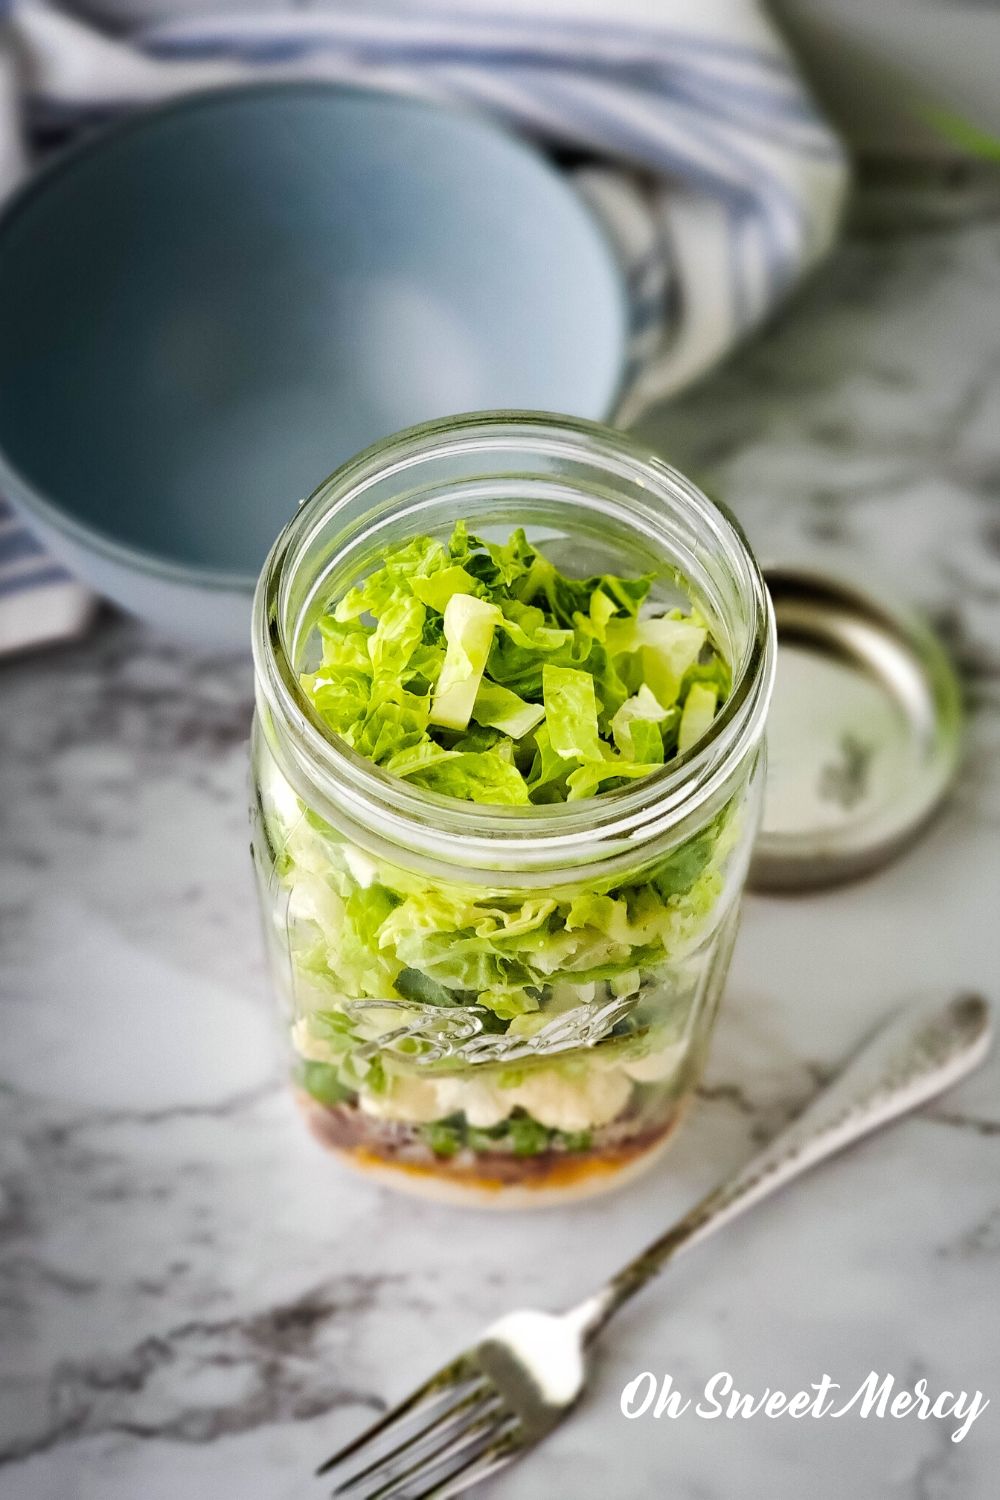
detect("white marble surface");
top-left (2, 209), bottom-right (1000, 1500)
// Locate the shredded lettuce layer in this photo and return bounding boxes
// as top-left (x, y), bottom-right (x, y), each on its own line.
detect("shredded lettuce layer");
top-left (300, 524), bottom-right (729, 806)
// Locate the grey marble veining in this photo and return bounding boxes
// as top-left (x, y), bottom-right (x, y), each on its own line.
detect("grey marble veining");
top-left (2, 209), bottom-right (1000, 1500)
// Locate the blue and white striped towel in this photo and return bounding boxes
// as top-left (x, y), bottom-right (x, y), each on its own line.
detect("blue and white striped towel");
top-left (0, 0), bottom-right (848, 652)
top-left (0, 496), bottom-right (96, 651)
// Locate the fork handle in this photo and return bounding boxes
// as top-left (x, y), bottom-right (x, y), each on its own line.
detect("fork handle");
top-left (569, 991), bottom-right (991, 1344)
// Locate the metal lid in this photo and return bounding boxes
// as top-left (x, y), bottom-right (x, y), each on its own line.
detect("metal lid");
top-left (749, 565), bottom-right (963, 892)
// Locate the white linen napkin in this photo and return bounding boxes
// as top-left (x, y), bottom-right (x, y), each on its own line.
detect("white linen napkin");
top-left (0, 0), bottom-right (849, 652)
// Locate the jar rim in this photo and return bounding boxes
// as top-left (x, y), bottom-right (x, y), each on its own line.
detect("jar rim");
top-left (252, 411), bottom-right (775, 871)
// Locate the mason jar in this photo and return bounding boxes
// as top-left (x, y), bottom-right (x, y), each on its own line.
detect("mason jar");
top-left (250, 413), bottom-right (775, 1205)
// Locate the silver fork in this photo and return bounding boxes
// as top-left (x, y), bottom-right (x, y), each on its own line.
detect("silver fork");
top-left (317, 990), bottom-right (991, 1499)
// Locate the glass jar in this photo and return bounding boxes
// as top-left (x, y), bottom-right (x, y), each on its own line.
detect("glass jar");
top-left (250, 413), bottom-right (775, 1205)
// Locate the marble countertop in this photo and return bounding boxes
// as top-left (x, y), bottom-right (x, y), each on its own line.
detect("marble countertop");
top-left (2, 208), bottom-right (1000, 1500)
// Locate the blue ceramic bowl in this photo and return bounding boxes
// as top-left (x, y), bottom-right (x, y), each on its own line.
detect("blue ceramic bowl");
top-left (0, 86), bottom-right (627, 646)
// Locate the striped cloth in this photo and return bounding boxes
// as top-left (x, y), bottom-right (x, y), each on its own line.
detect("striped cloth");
top-left (0, 497), bottom-right (95, 651)
top-left (0, 0), bottom-right (849, 653)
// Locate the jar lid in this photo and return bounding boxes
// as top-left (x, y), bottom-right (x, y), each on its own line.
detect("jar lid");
top-left (748, 565), bottom-right (963, 892)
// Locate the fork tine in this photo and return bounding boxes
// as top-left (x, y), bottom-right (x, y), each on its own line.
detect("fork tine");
top-left (362, 1414), bottom-right (516, 1500)
top-left (333, 1386), bottom-right (496, 1495)
top-left (410, 1429), bottom-right (521, 1500)
top-left (316, 1359), bottom-right (472, 1476)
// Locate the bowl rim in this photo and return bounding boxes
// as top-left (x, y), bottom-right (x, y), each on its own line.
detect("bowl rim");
top-left (0, 80), bottom-right (630, 592)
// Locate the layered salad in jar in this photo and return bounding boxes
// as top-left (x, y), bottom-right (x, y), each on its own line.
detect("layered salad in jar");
top-left (253, 522), bottom-right (747, 1203)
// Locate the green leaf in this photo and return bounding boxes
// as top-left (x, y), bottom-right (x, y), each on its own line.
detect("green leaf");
top-left (678, 682), bottom-right (719, 754)
top-left (543, 664), bottom-right (605, 763)
top-left (650, 823), bottom-right (719, 899)
top-left (510, 539), bottom-right (652, 628)
top-left (577, 586), bottom-right (617, 641)
top-left (410, 565), bottom-right (483, 613)
top-left (345, 681), bottom-right (431, 764)
top-left (586, 641), bottom-right (631, 727)
top-left (475, 526), bottom-right (536, 587)
top-left (606, 615), bottom-right (706, 709)
top-left (299, 1060), bottom-right (352, 1108)
top-left (624, 718), bottom-right (664, 764)
top-left (310, 1009), bottom-right (358, 1042)
top-left (346, 883), bottom-right (398, 945)
top-left (317, 617), bottom-right (374, 672)
top-left (384, 739), bottom-right (457, 780)
top-left (367, 593), bottom-right (426, 675)
top-left (611, 683), bottom-right (671, 760)
top-left (394, 967), bottom-right (462, 1006)
top-left (303, 671), bottom-right (372, 734)
top-left (525, 723), bottom-right (573, 803)
top-left (595, 573), bottom-right (654, 616)
top-left (471, 680), bottom-right (545, 739)
top-left (408, 749), bottom-right (531, 805)
top-left (333, 536), bottom-right (449, 621)
top-left (487, 602), bottom-right (589, 696)
top-left (430, 594), bottom-right (502, 730)
top-left (565, 756), bottom-right (664, 801)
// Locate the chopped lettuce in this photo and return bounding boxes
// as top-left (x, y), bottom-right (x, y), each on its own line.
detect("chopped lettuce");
top-left (543, 665), bottom-right (606, 763)
top-left (404, 748), bottom-right (531, 805)
top-left (301, 524), bottom-right (725, 807)
top-left (367, 594), bottom-right (425, 676)
top-left (611, 684), bottom-right (672, 761)
top-left (410, 565), bottom-right (482, 612)
top-left (678, 681), bottom-right (719, 755)
top-left (606, 614), bottom-right (706, 709)
top-left (430, 594), bottom-right (502, 730)
top-left (472, 680), bottom-right (545, 739)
